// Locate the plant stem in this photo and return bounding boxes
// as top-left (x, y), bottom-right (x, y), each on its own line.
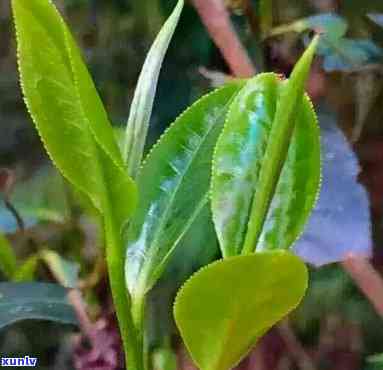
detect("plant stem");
top-left (342, 255), bottom-right (383, 318)
top-left (191, 0), bottom-right (256, 77)
top-left (131, 292), bottom-right (148, 370)
top-left (105, 218), bottom-right (144, 370)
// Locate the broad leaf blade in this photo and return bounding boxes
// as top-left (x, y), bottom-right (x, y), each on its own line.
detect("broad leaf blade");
top-left (0, 282), bottom-right (77, 329)
top-left (124, 0), bottom-right (184, 177)
top-left (125, 82), bottom-right (244, 298)
top-left (12, 0), bottom-right (137, 224)
top-left (212, 66), bottom-right (320, 256)
top-left (174, 252), bottom-right (308, 370)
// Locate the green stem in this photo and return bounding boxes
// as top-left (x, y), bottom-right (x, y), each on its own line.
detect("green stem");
top-left (131, 292), bottom-right (148, 370)
top-left (105, 220), bottom-right (144, 370)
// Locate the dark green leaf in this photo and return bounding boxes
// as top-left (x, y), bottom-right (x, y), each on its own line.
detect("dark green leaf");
top-left (0, 282), bottom-right (77, 329)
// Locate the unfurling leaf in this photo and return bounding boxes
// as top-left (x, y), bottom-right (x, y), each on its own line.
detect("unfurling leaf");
top-left (212, 39), bottom-right (320, 257)
top-left (0, 282), bottom-right (77, 329)
top-left (174, 252), bottom-right (308, 370)
top-left (124, 0), bottom-right (184, 178)
top-left (125, 82), bottom-right (244, 299)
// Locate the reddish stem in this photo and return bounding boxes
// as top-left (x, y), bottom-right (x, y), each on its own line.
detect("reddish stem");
top-left (191, 0), bottom-right (256, 78)
top-left (342, 256), bottom-right (383, 318)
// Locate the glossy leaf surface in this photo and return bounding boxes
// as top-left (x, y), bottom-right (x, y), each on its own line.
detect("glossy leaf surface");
top-left (0, 282), bottom-right (77, 329)
top-left (125, 82), bottom-right (244, 297)
top-left (212, 73), bottom-right (320, 256)
top-left (174, 252), bottom-right (308, 370)
top-left (124, 0), bottom-right (184, 177)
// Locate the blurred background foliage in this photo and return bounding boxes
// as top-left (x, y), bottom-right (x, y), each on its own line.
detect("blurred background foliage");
top-left (1, 0), bottom-right (383, 369)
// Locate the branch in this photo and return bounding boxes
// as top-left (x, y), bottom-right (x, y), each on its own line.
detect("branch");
top-left (342, 256), bottom-right (383, 318)
top-left (191, 0), bottom-right (256, 77)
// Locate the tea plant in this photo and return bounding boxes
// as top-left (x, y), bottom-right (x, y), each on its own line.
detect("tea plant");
top-left (11, 0), bottom-right (320, 369)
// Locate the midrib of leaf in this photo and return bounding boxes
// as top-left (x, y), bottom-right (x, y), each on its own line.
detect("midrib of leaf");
top-left (242, 36), bottom-right (319, 254)
top-left (145, 194), bottom-right (209, 293)
top-left (132, 96), bottom-right (237, 297)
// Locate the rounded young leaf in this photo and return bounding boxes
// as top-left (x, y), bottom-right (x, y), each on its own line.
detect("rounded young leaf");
top-left (174, 251), bottom-right (308, 370)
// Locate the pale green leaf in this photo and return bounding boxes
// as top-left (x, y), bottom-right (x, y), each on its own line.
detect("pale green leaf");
top-left (0, 282), bottom-right (77, 329)
top-left (125, 82), bottom-right (244, 299)
top-left (124, 0), bottom-right (184, 178)
top-left (174, 251), bottom-right (308, 370)
top-left (0, 234), bottom-right (17, 279)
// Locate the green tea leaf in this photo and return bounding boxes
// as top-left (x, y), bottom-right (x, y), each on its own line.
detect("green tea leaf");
top-left (0, 282), bottom-right (77, 329)
top-left (124, 0), bottom-right (184, 178)
top-left (13, 1), bottom-right (138, 364)
top-left (212, 40), bottom-right (319, 257)
top-left (174, 251), bottom-right (308, 370)
top-left (125, 82), bottom-right (244, 300)
top-left (12, 0), bottom-right (137, 225)
top-left (0, 234), bottom-right (17, 279)
top-left (40, 250), bottom-right (80, 288)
